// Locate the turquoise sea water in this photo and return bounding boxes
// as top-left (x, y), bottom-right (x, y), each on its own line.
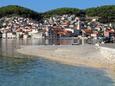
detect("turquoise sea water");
top-left (0, 56), bottom-right (114, 86)
top-left (0, 39), bottom-right (114, 86)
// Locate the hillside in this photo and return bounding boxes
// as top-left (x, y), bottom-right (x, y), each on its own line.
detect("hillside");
top-left (43, 8), bottom-right (85, 17)
top-left (43, 5), bottom-right (115, 23)
top-left (0, 5), bottom-right (42, 21)
top-left (85, 5), bottom-right (115, 23)
top-left (0, 5), bottom-right (115, 23)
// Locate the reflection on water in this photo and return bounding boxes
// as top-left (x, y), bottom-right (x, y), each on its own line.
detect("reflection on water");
top-left (0, 38), bottom-right (73, 56)
top-left (0, 38), bottom-right (45, 56)
top-left (47, 38), bottom-right (73, 45)
top-left (0, 38), bottom-right (114, 86)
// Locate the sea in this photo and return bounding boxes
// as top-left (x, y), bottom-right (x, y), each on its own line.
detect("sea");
top-left (0, 38), bottom-right (115, 86)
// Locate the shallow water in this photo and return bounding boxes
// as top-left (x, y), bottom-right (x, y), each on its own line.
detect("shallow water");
top-left (0, 56), bottom-right (114, 86)
top-left (0, 38), bottom-right (115, 86)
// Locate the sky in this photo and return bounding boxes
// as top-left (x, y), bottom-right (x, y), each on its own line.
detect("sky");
top-left (0, 0), bottom-right (115, 12)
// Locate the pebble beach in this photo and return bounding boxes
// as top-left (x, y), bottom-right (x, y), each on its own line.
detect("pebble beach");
top-left (17, 45), bottom-right (115, 70)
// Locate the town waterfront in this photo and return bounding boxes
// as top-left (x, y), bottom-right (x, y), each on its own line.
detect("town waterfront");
top-left (0, 38), bottom-right (115, 86)
top-left (0, 0), bottom-right (115, 85)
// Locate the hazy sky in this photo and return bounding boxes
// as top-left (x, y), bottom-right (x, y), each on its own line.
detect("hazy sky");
top-left (0, 0), bottom-right (115, 12)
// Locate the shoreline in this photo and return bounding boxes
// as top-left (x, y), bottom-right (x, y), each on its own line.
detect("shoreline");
top-left (16, 45), bottom-right (115, 69)
top-left (16, 44), bottom-right (115, 80)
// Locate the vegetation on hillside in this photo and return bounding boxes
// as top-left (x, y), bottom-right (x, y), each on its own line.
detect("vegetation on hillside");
top-left (0, 5), bottom-right (115, 23)
top-left (0, 5), bottom-right (42, 21)
top-left (85, 5), bottom-right (115, 23)
top-left (43, 8), bottom-right (86, 17)
top-left (44, 5), bottom-right (115, 23)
